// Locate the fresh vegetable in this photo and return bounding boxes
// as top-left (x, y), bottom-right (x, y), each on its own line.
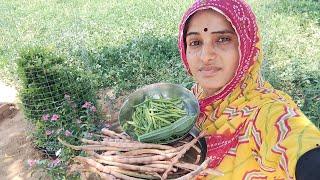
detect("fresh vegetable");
top-left (123, 96), bottom-right (197, 143)
top-left (126, 96), bottom-right (187, 136)
top-left (138, 114), bottom-right (196, 143)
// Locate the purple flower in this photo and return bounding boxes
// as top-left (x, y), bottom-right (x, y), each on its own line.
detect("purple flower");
top-left (49, 158), bottom-right (61, 168)
top-left (27, 159), bottom-right (38, 168)
top-left (42, 114), bottom-right (50, 121)
top-left (51, 114), bottom-right (60, 121)
top-left (64, 94), bottom-right (71, 100)
top-left (64, 130), bottom-right (72, 137)
top-left (90, 106), bottom-right (97, 112)
top-left (82, 101), bottom-right (92, 109)
top-left (105, 123), bottom-right (111, 128)
top-left (45, 130), bottom-right (53, 136)
top-left (52, 158), bottom-right (61, 166)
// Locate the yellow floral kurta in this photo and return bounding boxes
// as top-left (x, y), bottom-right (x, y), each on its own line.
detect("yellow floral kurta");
top-left (195, 85), bottom-right (320, 179)
top-left (192, 44), bottom-right (320, 180)
top-left (177, 1), bottom-right (320, 179)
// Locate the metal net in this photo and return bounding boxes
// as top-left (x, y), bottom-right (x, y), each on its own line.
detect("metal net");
top-left (17, 47), bottom-right (97, 121)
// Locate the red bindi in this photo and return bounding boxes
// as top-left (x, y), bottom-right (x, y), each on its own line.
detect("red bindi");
top-left (204, 28), bottom-right (208, 32)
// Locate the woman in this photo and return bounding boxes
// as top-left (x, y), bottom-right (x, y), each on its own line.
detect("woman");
top-left (178, 0), bottom-right (320, 179)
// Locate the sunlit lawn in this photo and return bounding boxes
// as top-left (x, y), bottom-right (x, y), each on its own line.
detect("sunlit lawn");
top-left (0, 0), bottom-right (319, 125)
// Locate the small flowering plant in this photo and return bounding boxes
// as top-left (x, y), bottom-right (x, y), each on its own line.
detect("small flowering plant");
top-left (42, 114), bottom-right (50, 121)
top-left (64, 130), bottom-right (72, 137)
top-left (31, 95), bottom-right (102, 179)
top-left (27, 159), bottom-right (39, 168)
top-left (18, 48), bottom-right (101, 179)
top-left (34, 94), bottom-right (100, 150)
top-left (82, 101), bottom-right (97, 112)
top-left (26, 157), bottom-right (73, 178)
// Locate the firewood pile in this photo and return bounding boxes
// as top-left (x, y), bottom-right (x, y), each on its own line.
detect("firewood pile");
top-left (59, 128), bottom-right (223, 179)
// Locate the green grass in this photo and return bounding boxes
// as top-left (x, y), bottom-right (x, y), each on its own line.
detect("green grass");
top-left (0, 0), bottom-right (192, 84)
top-left (1, 0), bottom-right (319, 126)
top-left (248, 0), bottom-right (320, 126)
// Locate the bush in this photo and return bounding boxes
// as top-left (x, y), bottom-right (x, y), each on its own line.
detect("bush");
top-left (87, 33), bottom-right (193, 94)
top-left (17, 47), bottom-right (101, 179)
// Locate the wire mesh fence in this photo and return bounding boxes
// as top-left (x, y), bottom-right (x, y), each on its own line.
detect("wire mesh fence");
top-left (17, 47), bottom-right (100, 155)
top-left (17, 48), bottom-right (97, 121)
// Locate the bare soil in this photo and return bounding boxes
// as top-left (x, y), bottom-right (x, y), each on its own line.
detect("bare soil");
top-left (0, 81), bottom-right (45, 180)
top-left (0, 110), bottom-right (45, 180)
top-left (0, 83), bottom-right (126, 180)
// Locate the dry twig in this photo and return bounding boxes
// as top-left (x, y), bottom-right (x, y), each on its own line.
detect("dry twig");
top-left (161, 131), bottom-right (206, 179)
top-left (61, 129), bottom-right (219, 180)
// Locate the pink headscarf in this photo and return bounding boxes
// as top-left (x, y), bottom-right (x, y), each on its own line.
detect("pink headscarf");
top-left (178, 0), bottom-right (259, 112)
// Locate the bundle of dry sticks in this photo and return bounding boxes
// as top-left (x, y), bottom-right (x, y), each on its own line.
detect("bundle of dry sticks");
top-left (58, 128), bottom-right (223, 180)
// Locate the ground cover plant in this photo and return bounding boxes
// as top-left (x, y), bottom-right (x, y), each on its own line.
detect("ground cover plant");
top-left (0, 0), bottom-right (319, 179)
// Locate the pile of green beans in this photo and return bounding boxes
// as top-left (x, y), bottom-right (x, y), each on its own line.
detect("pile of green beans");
top-left (125, 97), bottom-right (187, 136)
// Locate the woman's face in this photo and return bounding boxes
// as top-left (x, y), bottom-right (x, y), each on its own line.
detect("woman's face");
top-left (185, 9), bottom-right (239, 96)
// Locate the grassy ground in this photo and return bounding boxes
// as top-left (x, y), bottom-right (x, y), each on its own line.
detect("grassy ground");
top-left (0, 0), bottom-right (192, 85)
top-left (0, 0), bottom-right (319, 125)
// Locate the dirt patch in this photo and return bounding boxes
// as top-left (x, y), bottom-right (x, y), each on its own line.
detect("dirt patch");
top-left (0, 110), bottom-right (45, 180)
top-left (0, 84), bottom-right (128, 180)
top-left (97, 88), bottom-right (128, 131)
top-left (0, 81), bottom-right (45, 180)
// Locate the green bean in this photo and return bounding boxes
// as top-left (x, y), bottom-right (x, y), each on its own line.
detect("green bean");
top-left (123, 96), bottom-right (187, 137)
top-left (153, 116), bottom-right (172, 125)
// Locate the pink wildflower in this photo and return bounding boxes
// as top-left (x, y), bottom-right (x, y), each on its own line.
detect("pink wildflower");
top-left (64, 130), bottom-right (72, 137)
top-left (45, 130), bottom-right (53, 136)
top-left (82, 101), bottom-right (92, 109)
top-left (90, 106), bottom-right (97, 112)
top-left (52, 158), bottom-right (61, 166)
top-left (64, 94), bottom-right (71, 100)
top-left (42, 114), bottom-right (50, 121)
top-left (27, 159), bottom-right (38, 168)
top-left (49, 158), bottom-right (61, 168)
top-left (105, 123), bottom-right (111, 128)
top-left (51, 114), bottom-right (60, 121)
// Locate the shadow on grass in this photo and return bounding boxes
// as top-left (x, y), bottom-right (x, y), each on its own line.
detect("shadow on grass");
top-left (81, 32), bottom-right (319, 127)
